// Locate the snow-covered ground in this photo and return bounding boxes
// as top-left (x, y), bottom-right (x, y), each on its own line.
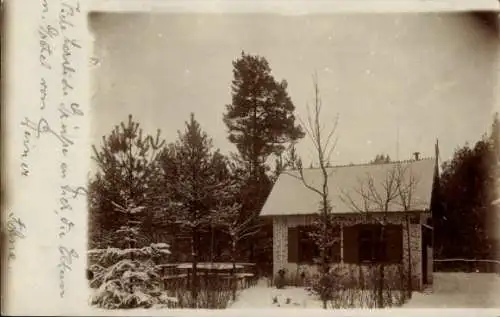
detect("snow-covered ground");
top-left (229, 279), bottom-right (322, 308)
top-left (403, 273), bottom-right (500, 308)
top-left (229, 273), bottom-right (500, 309)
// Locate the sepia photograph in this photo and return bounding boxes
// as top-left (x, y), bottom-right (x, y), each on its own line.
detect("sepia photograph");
top-left (86, 11), bottom-right (500, 310)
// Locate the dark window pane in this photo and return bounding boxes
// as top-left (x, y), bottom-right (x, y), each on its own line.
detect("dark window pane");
top-left (358, 224), bottom-right (396, 263)
top-left (385, 225), bottom-right (403, 263)
top-left (297, 225), bottom-right (340, 263)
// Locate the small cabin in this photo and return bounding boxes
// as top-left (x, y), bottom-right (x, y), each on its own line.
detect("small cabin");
top-left (260, 158), bottom-right (437, 291)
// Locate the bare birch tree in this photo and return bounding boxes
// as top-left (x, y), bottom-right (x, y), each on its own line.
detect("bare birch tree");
top-left (285, 74), bottom-right (339, 309)
top-left (394, 164), bottom-right (420, 298)
top-left (340, 163), bottom-right (420, 307)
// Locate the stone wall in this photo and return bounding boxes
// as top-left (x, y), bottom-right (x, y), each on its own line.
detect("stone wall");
top-left (272, 213), bottom-right (427, 291)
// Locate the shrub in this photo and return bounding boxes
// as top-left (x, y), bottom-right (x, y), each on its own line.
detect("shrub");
top-left (90, 258), bottom-right (178, 309)
top-left (88, 244), bottom-right (170, 267)
top-left (306, 265), bottom-right (410, 308)
top-left (307, 267), bottom-right (342, 302)
top-left (88, 243), bottom-right (176, 309)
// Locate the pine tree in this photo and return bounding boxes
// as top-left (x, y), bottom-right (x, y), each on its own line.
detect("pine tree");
top-left (224, 51), bottom-right (304, 178)
top-left (89, 115), bottom-right (165, 249)
top-left (223, 52), bottom-right (304, 262)
top-left (160, 113), bottom-right (231, 306)
top-left (436, 116), bottom-right (498, 267)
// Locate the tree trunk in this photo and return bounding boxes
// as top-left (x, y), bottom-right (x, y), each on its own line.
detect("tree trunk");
top-left (250, 241), bottom-right (255, 263)
top-left (377, 263), bottom-right (384, 308)
top-left (231, 239), bottom-right (237, 301)
top-left (249, 106), bottom-right (258, 265)
top-left (377, 226), bottom-right (385, 308)
top-left (321, 196), bottom-right (329, 309)
top-left (210, 224), bottom-right (215, 264)
top-left (191, 229), bottom-right (199, 308)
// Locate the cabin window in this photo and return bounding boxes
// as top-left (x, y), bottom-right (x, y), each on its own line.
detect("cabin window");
top-left (358, 225), bottom-right (387, 263)
top-left (343, 224), bottom-right (403, 264)
top-left (287, 225), bottom-right (340, 263)
top-left (297, 226), bottom-right (318, 262)
top-left (296, 225), bottom-right (340, 263)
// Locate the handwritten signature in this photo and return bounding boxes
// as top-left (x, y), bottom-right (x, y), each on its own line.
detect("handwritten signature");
top-left (58, 246), bottom-right (79, 298)
top-left (6, 213), bottom-right (26, 261)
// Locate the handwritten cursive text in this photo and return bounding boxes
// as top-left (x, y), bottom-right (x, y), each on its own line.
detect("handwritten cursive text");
top-left (58, 246), bottom-right (79, 298)
top-left (6, 213), bottom-right (26, 261)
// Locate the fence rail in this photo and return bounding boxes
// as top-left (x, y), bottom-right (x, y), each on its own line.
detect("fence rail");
top-left (434, 259), bottom-right (500, 263)
top-left (433, 258), bottom-right (500, 273)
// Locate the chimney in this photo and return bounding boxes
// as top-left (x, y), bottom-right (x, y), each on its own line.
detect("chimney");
top-left (413, 152), bottom-right (420, 160)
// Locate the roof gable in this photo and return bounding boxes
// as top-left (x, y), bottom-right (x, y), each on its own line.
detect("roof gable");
top-left (260, 158), bottom-right (436, 217)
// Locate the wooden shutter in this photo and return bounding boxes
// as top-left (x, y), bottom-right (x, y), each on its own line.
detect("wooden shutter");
top-left (331, 226), bottom-right (341, 262)
top-left (299, 226), bottom-right (316, 263)
top-left (385, 224), bottom-right (403, 263)
top-left (343, 225), bottom-right (359, 263)
top-left (288, 227), bottom-right (299, 263)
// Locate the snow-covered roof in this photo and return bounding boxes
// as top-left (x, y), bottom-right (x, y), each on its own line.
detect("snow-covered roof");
top-left (260, 158), bottom-right (436, 216)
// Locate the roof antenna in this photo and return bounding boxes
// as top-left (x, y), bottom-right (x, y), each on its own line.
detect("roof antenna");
top-left (396, 125), bottom-right (400, 161)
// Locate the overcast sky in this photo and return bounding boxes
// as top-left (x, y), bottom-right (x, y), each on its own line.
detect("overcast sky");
top-left (90, 13), bottom-right (498, 167)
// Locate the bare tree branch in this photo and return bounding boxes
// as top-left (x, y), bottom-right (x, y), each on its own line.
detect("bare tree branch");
top-left (283, 170), bottom-right (323, 197)
top-left (292, 74), bottom-right (340, 309)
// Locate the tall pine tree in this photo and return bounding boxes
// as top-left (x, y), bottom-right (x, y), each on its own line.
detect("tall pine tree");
top-left (224, 51), bottom-right (304, 178)
top-left (223, 51), bottom-right (304, 263)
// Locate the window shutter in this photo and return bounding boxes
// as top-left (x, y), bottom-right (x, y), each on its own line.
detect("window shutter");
top-left (385, 224), bottom-right (403, 263)
top-left (288, 227), bottom-right (299, 263)
top-left (343, 225), bottom-right (359, 263)
top-left (331, 226), bottom-right (341, 262)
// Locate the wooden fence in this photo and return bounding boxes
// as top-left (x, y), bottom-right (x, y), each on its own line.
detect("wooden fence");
top-left (434, 259), bottom-right (500, 273)
top-left (158, 262), bottom-right (258, 291)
